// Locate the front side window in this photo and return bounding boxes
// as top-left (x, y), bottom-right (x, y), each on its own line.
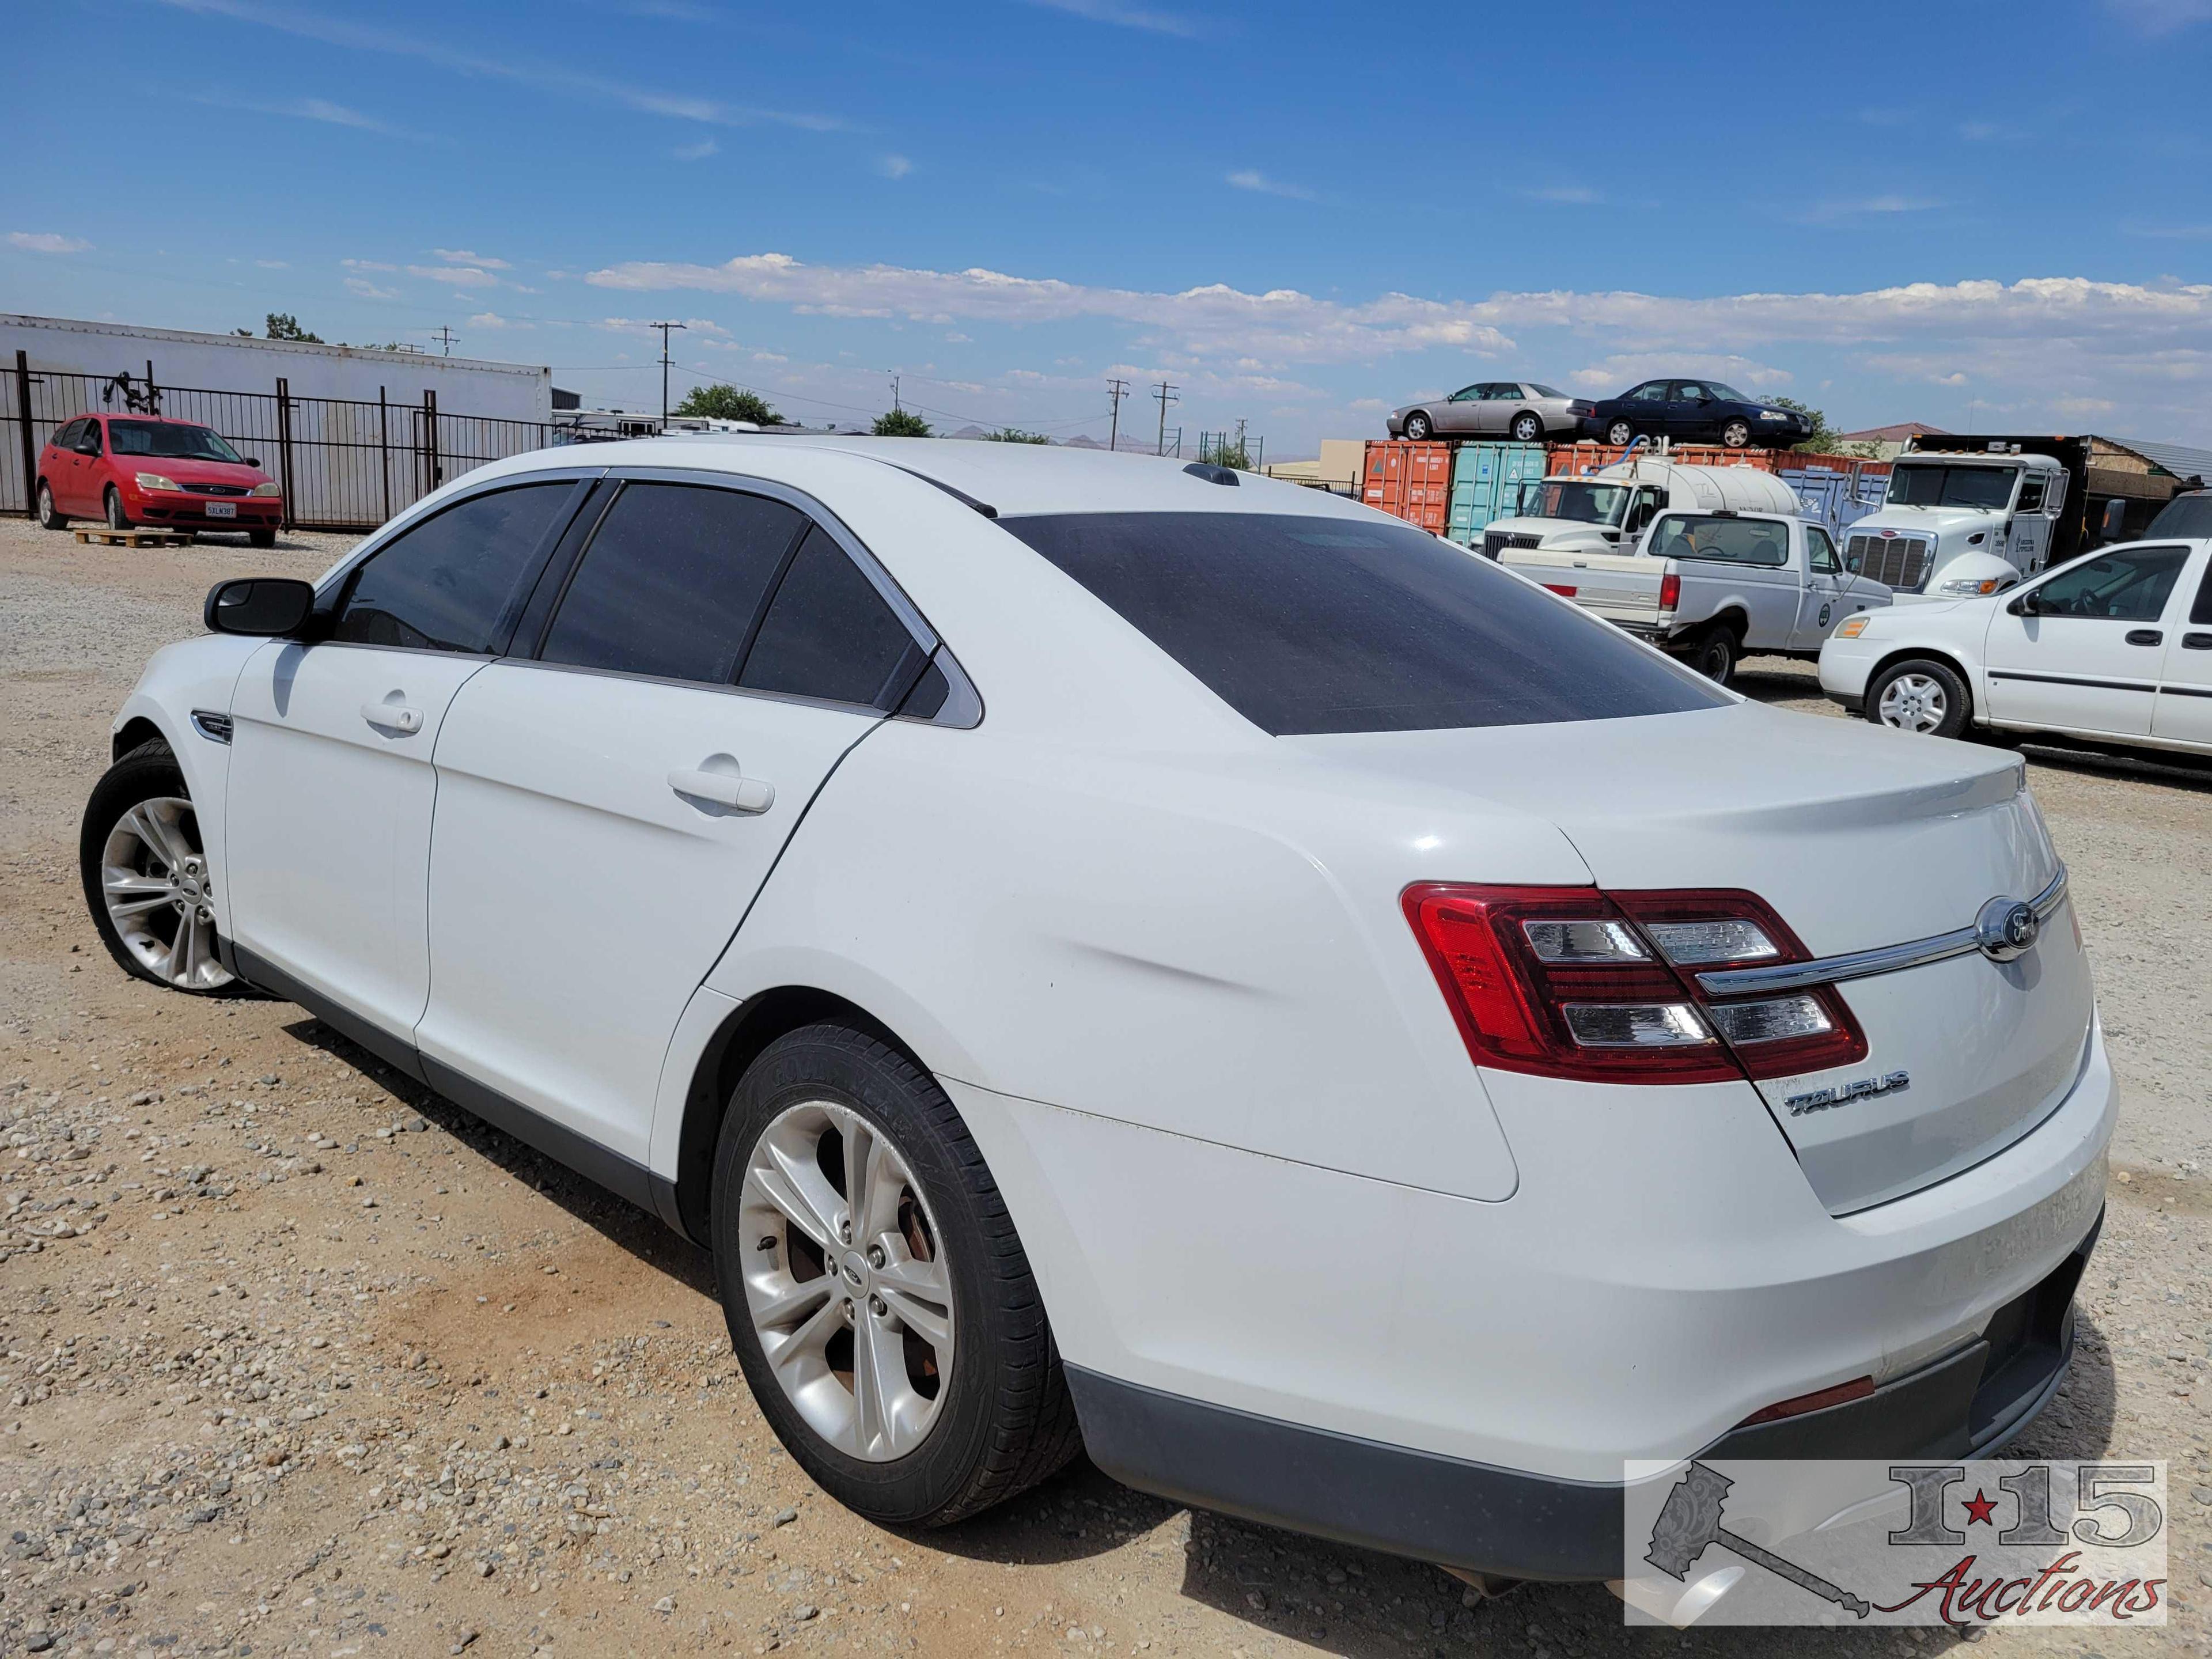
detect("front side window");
top-left (51, 420), bottom-right (82, 451)
top-left (539, 483), bottom-right (805, 684)
top-left (2016, 472), bottom-right (2048, 513)
top-left (109, 421), bottom-right (243, 463)
top-left (331, 482), bottom-right (575, 653)
top-left (738, 527), bottom-right (921, 707)
top-left (1674, 382), bottom-right (1711, 403)
top-left (1448, 385), bottom-right (1481, 402)
top-left (2028, 546), bottom-right (2189, 622)
top-left (1808, 527), bottom-right (1840, 573)
top-left (1649, 515), bottom-right (1790, 567)
top-left (81, 422), bottom-right (104, 457)
top-left (998, 511), bottom-right (1726, 736)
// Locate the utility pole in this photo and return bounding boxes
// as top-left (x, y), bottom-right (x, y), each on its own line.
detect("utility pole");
top-left (1105, 377), bottom-right (1130, 452)
top-left (1153, 380), bottom-right (1178, 457)
top-left (649, 320), bottom-right (687, 423)
top-left (1233, 418), bottom-right (1248, 467)
top-left (431, 325), bottom-right (457, 357)
top-left (887, 372), bottom-right (902, 415)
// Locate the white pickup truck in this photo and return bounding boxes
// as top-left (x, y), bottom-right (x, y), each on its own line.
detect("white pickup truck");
top-left (1498, 506), bottom-right (1893, 682)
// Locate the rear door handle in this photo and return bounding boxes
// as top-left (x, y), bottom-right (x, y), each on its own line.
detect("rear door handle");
top-left (2124, 629), bottom-right (2163, 647)
top-left (668, 767), bottom-right (774, 815)
top-left (361, 700), bottom-right (423, 735)
top-left (2184, 632), bottom-right (2212, 650)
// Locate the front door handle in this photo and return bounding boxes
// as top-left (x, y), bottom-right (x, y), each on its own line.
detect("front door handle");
top-left (2183, 631), bottom-right (2212, 650)
top-left (669, 767), bottom-right (774, 815)
top-left (2124, 629), bottom-right (2163, 647)
top-left (361, 700), bottom-right (423, 735)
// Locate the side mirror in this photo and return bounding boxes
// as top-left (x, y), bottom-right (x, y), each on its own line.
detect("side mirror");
top-left (205, 577), bottom-right (314, 637)
top-left (244, 457), bottom-right (262, 469)
top-left (77, 436), bottom-right (101, 456)
top-left (2098, 499), bottom-right (2126, 543)
top-left (2008, 590), bottom-right (2039, 617)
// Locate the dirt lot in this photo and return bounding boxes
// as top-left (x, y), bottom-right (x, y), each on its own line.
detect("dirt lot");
top-left (2, 514), bottom-right (2206, 1658)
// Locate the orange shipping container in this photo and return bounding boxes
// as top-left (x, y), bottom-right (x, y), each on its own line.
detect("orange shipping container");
top-left (1544, 442), bottom-right (1785, 477)
top-left (1362, 440), bottom-right (1453, 533)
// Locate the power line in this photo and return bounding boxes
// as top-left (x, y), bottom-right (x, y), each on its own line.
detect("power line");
top-left (1153, 380), bottom-right (1179, 456)
top-left (1106, 378), bottom-right (1130, 452)
top-left (647, 321), bottom-right (688, 422)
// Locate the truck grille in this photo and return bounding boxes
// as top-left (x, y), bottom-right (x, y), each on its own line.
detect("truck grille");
top-left (1846, 533), bottom-right (1930, 589)
top-left (1483, 531), bottom-right (1542, 560)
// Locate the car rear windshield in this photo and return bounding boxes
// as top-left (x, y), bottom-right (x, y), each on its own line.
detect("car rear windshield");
top-left (108, 421), bottom-right (243, 463)
top-left (997, 511), bottom-right (1727, 736)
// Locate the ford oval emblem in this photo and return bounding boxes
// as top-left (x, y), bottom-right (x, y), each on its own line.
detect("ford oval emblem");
top-left (1975, 896), bottom-right (2040, 963)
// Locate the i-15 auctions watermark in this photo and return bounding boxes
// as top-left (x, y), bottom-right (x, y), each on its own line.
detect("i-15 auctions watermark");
top-left (1620, 1460), bottom-right (2167, 1627)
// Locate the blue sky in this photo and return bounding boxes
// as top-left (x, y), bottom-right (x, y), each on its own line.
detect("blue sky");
top-left (6, 0), bottom-right (2212, 453)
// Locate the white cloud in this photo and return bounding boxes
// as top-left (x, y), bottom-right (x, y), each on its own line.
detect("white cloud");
top-left (1567, 354), bottom-right (1795, 393)
top-left (1796, 196), bottom-right (1944, 223)
top-left (431, 248), bottom-right (512, 269)
top-left (342, 257), bottom-right (397, 271)
top-left (1226, 169), bottom-right (1314, 201)
top-left (194, 91), bottom-right (425, 137)
top-left (2106, 0), bottom-right (2212, 32)
top-left (1018, 0), bottom-right (1199, 35)
top-left (256, 259), bottom-right (289, 269)
top-left (1523, 184), bottom-right (1603, 204)
top-left (672, 138), bottom-right (718, 161)
top-left (468, 311), bottom-right (531, 329)
top-left (407, 264), bottom-right (501, 287)
top-left (7, 232), bottom-right (91, 254)
top-left (879, 154), bottom-right (914, 180)
top-left (945, 332), bottom-right (972, 343)
top-left (344, 276), bottom-right (399, 300)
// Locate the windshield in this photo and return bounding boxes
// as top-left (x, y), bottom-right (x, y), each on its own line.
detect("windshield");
top-left (1705, 383), bottom-right (1751, 403)
top-left (997, 511), bottom-right (1726, 736)
top-left (1514, 479), bottom-right (1629, 526)
top-left (2147, 492), bottom-right (2212, 539)
top-left (108, 421), bottom-right (244, 463)
top-left (1887, 463), bottom-right (2018, 510)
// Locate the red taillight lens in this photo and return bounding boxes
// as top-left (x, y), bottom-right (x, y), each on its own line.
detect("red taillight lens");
top-left (1658, 570), bottom-right (1680, 609)
top-left (1737, 1375), bottom-right (1875, 1427)
top-left (1402, 884), bottom-right (1867, 1085)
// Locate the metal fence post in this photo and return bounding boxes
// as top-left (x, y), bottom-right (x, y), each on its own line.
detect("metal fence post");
top-left (13, 351), bottom-right (35, 520)
top-left (378, 387), bottom-right (393, 525)
top-left (275, 377), bottom-right (297, 529)
top-left (424, 388), bottom-right (440, 492)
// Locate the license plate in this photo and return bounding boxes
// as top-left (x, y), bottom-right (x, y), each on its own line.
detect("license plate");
top-left (204, 501), bottom-right (237, 518)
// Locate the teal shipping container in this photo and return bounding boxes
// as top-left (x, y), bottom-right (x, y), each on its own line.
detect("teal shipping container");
top-left (1445, 442), bottom-right (1548, 546)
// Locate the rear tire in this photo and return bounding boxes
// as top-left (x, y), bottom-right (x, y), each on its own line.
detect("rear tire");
top-left (1605, 418), bottom-right (1636, 447)
top-left (1509, 411), bottom-right (1543, 443)
top-left (1402, 411), bottom-right (1433, 442)
top-left (1686, 623), bottom-right (1738, 685)
top-left (36, 482), bottom-right (66, 530)
top-left (710, 1023), bottom-right (1081, 1527)
top-left (104, 487), bottom-right (130, 531)
top-left (1866, 657), bottom-right (1971, 740)
top-left (80, 739), bottom-right (237, 994)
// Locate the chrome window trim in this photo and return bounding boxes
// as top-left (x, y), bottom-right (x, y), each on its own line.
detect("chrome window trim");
top-left (1695, 866), bottom-right (2069, 997)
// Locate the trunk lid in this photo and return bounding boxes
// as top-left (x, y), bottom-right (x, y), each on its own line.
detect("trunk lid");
top-left (1294, 703), bottom-right (2093, 1214)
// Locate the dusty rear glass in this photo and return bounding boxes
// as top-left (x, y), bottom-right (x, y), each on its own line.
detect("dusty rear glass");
top-left (998, 511), bottom-right (1728, 736)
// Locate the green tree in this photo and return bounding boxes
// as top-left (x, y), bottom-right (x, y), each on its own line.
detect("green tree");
top-left (872, 408), bottom-right (932, 437)
top-left (1768, 396), bottom-right (1870, 456)
top-left (264, 313), bottom-right (323, 344)
top-left (674, 383), bottom-right (782, 425)
top-left (980, 425), bottom-right (1048, 444)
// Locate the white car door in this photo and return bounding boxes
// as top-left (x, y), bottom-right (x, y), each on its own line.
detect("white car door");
top-left (1790, 524), bottom-right (1849, 651)
top-left (1981, 543), bottom-right (2192, 738)
top-left (2150, 546), bottom-right (2212, 749)
top-left (414, 477), bottom-right (933, 1166)
top-left (223, 478), bottom-right (588, 1050)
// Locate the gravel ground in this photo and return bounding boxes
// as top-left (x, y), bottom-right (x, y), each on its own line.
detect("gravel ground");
top-left (1, 512), bottom-right (2206, 1658)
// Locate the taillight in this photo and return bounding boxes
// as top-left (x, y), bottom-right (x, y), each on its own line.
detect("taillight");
top-left (1402, 884), bottom-right (1867, 1086)
top-left (1658, 571), bottom-right (1680, 609)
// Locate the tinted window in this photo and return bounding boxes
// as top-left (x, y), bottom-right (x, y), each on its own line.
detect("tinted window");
top-left (738, 527), bottom-right (919, 707)
top-left (2147, 492), bottom-right (2212, 539)
top-left (2030, 546), bottom-right (2188, 622)
top-left (999, 511), bottom-right (1726, 736)
top-left (1650, 515), bottom-right (1790, 568)
top-left (1627, 383), bottom-right (1668, 403)
top-left (2194, 560), bottom-right (2212, 626)
top-left (540, 483), bottom-right (804, 684)
top-left (51, 420), bottom-right (82, 450)
top-left (332, 482), bottom-right (574, 653)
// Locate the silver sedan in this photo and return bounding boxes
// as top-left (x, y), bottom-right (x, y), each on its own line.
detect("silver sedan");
top-left (1388, 381), bottom-right (1593, 443)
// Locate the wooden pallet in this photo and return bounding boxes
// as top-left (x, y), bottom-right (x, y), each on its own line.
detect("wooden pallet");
top-left (73, 527), bottom-right (195, 548)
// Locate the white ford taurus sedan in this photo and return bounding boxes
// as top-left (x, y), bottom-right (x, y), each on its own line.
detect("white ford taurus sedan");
top-left (82, 439), bottom-right (2109, 1582)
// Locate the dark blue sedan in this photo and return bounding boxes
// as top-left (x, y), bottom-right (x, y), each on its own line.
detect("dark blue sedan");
top-left (1580, 379), bottom-right (1812, 449)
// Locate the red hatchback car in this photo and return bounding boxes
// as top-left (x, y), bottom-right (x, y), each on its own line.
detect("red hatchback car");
top-left (37, 414), bottom-right (282, 546)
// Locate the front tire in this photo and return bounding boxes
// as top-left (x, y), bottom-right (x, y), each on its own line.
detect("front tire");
top-left (37, 482), bottom-right (67, 530)
top-left (104, 487), bottom-right (130, 530)
top-left (1605, 418), bottom-right (1636, 447)
top-left (1720, 418), bottom-right (1753, 449)
top-left (1402, 411), bottom-right (1433, 442)
top-left (248, 528), bottom-right (277, 549)
top-left (1867, 657), bottom-right (1971, 739)
top-left (711, 1024), bottom-right (1081, 1527)
top-left (1509, 411), bottom-right (1543, 443)
top-left (79, 739), bottom-right (236, 993)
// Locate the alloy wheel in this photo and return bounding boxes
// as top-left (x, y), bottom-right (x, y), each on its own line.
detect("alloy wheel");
top-left (1877, 672), bottom-right (1949, 733)
top-left (1512, 414), bottom-right (1541, 442)
top-left (1607, 421), bottom-right (1634, 446)
top-left (99, 796), bottom-right (232, 990)
top-left (738, 1100), bottom-right (955, 1462)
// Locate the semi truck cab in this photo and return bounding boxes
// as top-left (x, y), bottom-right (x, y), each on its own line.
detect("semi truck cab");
top-left (1842, 450), bottom-right (2067, 597)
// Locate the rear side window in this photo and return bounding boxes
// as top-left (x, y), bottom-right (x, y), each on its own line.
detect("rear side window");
top-left (332, 482), bottom-right (574, 653)
top-left (738, 527), bottom-right (921, 707)
top-left (539, 483), bottom-right (805, 684)
top-left (998, 511), bottom-right (1726, 736)
top-left (1650, 515), bottom-right (1789, 568)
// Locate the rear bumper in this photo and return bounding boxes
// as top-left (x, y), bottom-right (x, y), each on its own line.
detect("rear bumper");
top-left (1070, 1213), bottom-right (2097, 1581)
